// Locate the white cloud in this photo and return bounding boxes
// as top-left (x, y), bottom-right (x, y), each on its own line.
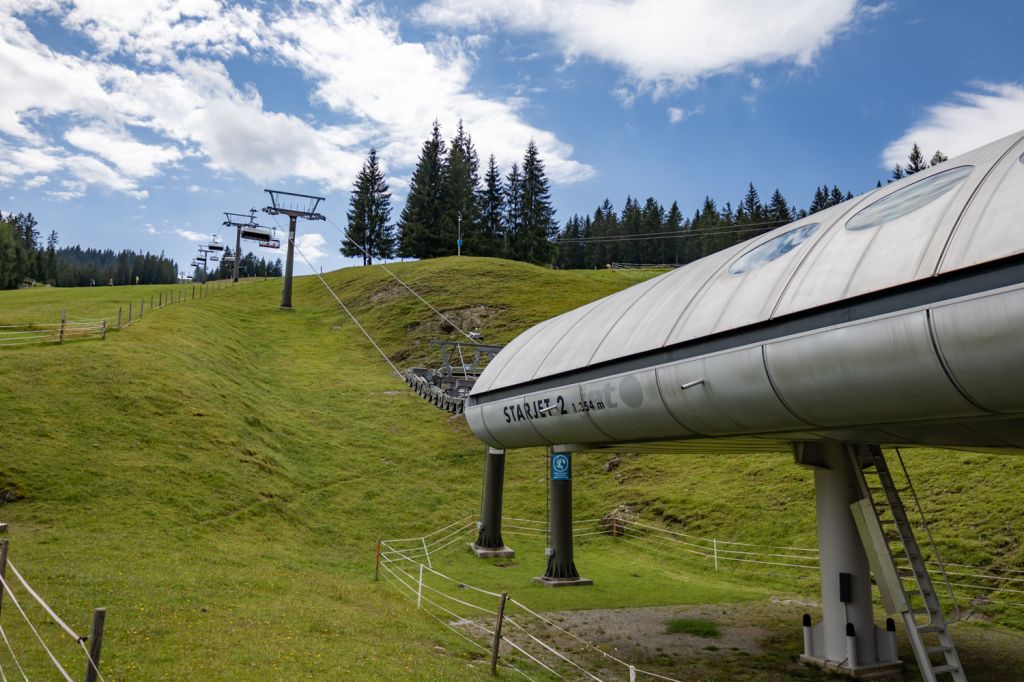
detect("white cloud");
top-left (23, 174), bottom-right (48, 188)
top-left (0, 0), bottom-right (593, 201)
top-left (416, 0), bottom-right (860, 99)
top-left (883, 83), bottom-right (1024, 169)
top-left (269, 2), bottom-right (594, 184)
top-left (145, 224), bottom-right (158, 234)
top-left (65, 125), bottom-right (182, 178)
top-left (187, 184), bottom-right (201, 192)
top-left (175, 228), bottom-right (209, 242)
top-left (667, 105), bottom-right (703, 125)
top-left (294, 232), bottom-right (328, 263)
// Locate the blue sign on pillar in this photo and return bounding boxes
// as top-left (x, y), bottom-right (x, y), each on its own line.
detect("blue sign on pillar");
top-left (551, 453), bottom-right (571, 481)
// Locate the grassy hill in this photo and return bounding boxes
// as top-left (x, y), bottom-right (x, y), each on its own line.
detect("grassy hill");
top-left (1, 257), bottom-right (1023, 680)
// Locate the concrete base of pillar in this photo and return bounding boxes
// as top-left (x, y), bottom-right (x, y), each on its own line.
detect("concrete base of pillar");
top-left (798, 655), bottom-right (902, 679)
top-left (467, 543), bottom-right (515, 559)
top-left (532, 576), bottom-right (593, 588)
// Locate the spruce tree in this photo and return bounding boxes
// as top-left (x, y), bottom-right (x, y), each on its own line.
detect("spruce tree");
top-left (344, 148), bottom-right (393, 265)
top-left (766, 189), bottom-right (793, 226)
top-left (930, 150), bottom-right (948, 166)
top-left (891, 163), bottom-right (905, 181)
top-left (665, 201), bottom-right (684, 265)
top-left (517, 140), bottom-right (557, 264)
top-left (503, 162), bottom-right (523, 259)
top-left (479, 155), bottom-right (504, 257)
top-left (398, 121), bottom-right (446, 258)
top-left (906, 143), bottom-right (928, 175)
top-left (442, 120), bottom-right (481, 255)
top-left (741, 183), bottom-right (763, 223)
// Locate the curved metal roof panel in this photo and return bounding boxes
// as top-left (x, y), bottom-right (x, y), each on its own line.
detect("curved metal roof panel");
top-left (472, 129), bottom-right (1024, 397)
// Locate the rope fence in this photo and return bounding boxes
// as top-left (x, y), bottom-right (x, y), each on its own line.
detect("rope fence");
top-left (377, 513), bottom-right (1024, 679)
top-left (0, 279), bottom-right (239, 351)
top-left (0, 537), bottom-right (106, 681)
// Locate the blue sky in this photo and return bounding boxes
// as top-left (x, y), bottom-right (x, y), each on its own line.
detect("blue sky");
top-left (2, 0), bottom-right (1023, 275)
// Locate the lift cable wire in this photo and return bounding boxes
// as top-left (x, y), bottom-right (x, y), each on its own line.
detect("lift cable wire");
top-left (322, 215), bottom-right (477, 342)
top-left (0, 572), bottom-right (74, 682)
top-left (284, 231), bottom-right (404, 379)
top-left (554, 221), bottom-right (784, 244)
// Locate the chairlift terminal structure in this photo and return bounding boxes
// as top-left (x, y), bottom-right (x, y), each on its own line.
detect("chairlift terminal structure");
top-left (464, 130), bottom-right (1024, 680)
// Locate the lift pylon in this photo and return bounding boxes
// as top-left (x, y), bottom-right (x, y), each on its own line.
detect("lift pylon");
top-left (262, 189), bottom-right (325, 309)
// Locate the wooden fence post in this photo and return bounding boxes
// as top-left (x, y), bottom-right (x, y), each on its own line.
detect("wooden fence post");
top-left (192, 286), bottom-right (195, 300)
top-left (84, 607), bottom-right (106, 682)
top-left (150, 295), bottom-right (153, 311)
top-left (159, 292), bottom-right (163, 308)
top-left (101, 321), bottom-right (107, 340)
top-left (140, 298), bottom-right (144, 319)
top-left (59, 309), bottom-right (66, 344)
top-left (0, 537), bottom-right (9, 617)
top-left (117, 307), bottom-right (122, 331)
top-left (128, 303), bottom-right (133, 325)
top-left (490, 592), bottom-right (508, 675)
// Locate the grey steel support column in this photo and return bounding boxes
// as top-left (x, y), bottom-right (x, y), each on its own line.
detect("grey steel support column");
top-left (795, 441), bottom-right (896, 675)
top-left (535, 449), bottom-right (591, 587)
top-left (281, 214), bottom-right (297, 309)
top-left (233, 224), bottom-right (241, 283)
top-left (470, 447), bottom-right (514, 558)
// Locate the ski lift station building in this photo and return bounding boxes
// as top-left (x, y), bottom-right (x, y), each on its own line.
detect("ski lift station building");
top-left (466, 130), bottom-right (1024, 456)
top-left (464, 130), bottom-right (1024, 680)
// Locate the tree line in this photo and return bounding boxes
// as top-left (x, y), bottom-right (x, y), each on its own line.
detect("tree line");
top-left (556, 142), bottom-right (950, 269)
top-left (343, 120), bottom-right (557, 265)
top-left (1, 212), bottom-right (179, 289)
top-left (197, 248), bottom-right (283, 281)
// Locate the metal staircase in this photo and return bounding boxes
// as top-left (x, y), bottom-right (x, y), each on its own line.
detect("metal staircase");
top-left (856, 446), bottom-right (966, 682)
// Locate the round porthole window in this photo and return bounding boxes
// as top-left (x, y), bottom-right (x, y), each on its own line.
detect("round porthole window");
top-left (846, 165), bottom-right (973, 231)
top-left (729, 222), bottom-right (821, 275)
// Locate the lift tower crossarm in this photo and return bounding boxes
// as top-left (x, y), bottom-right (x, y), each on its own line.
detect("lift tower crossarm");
top-left (223, 209), bottom-right (259, 283)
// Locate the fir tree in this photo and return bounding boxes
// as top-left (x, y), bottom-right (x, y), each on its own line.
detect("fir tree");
top-left (479, 155), bottom-right (504, 257)
top-left (398, 121), bottom-right (446, 258)
top-left (503, 162), bottom-right (523, 259)
top-left (442, 121), bottom-right (481, 255)
top-left (766, 189), bottom-right (793, 225)
top-left (906, 143), bottom-right (928, 175)
top-left (517, 140), bottom-right (557, 264)
top-left (930, 150), bottom-right (949, 166)
top-left (665, 201), bottom-right (684, 265)
top-left (741, 183), bottom-right (763, 224)
top-left (45, 230), bottom-right (58, 284)
top-left (891, 163), bottom-right (905, 181)
top-left (343, 148), bottom-right (393, 265)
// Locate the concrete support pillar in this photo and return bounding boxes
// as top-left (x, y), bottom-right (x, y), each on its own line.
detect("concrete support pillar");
top-left (470, 447), bottom-right (514, 558)
top-left (794, 442), bottom-right (901, 676)
top-left (535, 449), bottom-right (591, 587)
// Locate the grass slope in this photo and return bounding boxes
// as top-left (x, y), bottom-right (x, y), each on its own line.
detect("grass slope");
top-left (1, 257), bottom-right (1022, 680)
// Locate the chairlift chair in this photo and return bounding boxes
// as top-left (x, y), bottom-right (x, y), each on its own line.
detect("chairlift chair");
top-left (209, 255), bottom-right (220, 262)
top-left (259, 239), bottom-right (281, 249)
top-left (208, 240), bottom-right (225, 252)
top-left (240, 225), bottom-right (274, 242)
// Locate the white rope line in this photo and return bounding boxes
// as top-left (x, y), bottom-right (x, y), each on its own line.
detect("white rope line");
top-left (7, 563), bottom-right (81, 641)
top-left (386, 563), bottom-right (498, 617)
top-left (0, 655), bottom-right (7, 682)
top-left (504, 617), bottom-right (604, 682)
top-left (0, 623), bottom-right (27, 681)
top-left (624, 520), bottom-right (819, 553)
top-left (499, 634), bottom-right (565, 680)
top-left (384, 515), bottom-right (476, 543)
top-left (0, 573), bottom-right (74, 682)
top-left (288, 237), bottom-right (403, 379)
top-left (324, 215), bottom-right (476, 342)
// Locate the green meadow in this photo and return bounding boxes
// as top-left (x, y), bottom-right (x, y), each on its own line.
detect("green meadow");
top-left (1, 257), bottom-right (1022, 680)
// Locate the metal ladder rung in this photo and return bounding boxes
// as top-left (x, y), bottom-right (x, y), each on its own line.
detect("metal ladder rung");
top-left (927, 645), bottom-right (952, 656)
top-left (917, 624), bottom-right (945, 634)
top-left (932, 664), bottom-right (960, 675)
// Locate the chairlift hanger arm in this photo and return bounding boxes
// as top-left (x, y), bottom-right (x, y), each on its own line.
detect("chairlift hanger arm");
top-left (262, 188), bottom-right (326, 219)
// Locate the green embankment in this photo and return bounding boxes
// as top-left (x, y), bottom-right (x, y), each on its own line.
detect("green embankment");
top-left (0, 257), bottom-right (1022, 680)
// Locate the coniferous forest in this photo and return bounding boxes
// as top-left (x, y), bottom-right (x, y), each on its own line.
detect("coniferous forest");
top-left (345, 122), bottom-right (950, 270)
top-left (0, 212), bottom-right (178, 289)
